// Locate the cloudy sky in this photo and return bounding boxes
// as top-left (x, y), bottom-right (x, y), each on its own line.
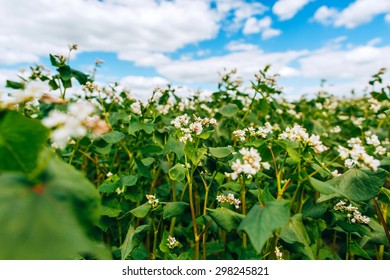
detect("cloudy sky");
top-left (1, 0), bottom-right (390, 99)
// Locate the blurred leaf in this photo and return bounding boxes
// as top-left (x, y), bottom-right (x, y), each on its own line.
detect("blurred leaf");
top-left (99, 181), bottom-right (121, 194)
top-left (0, 110), bottom-right (49, 174)
top-left (101, 131), bottom-right (125, 144)
top-left (209, 147), bottom-right (234, 158)
top-left (219, 103), bottom-right (239, 117)
top-left (121, 175), bottom-right (138, 187)
top-left (5, 80), bottom-right (24, 89)
top-left (0, 156), bottom-right (108, 259)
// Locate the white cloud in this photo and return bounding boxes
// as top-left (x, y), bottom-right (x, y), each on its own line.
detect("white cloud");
top-left (120, 75), bottom-right (170, 99)
top-left (385, 13), bottom-right (390, 23)
top-left (298, 45), bottom-right (390, 81)
top-left (154, 46), bottom-right (306, 84)
top-left (243, 16), bottom-right (281, 39)
top-left (225, 41), bottom-right (259, 52)
top-left (214, 0), bottom-right (267, 31)
top-left (273, 0), bottom-right (311, 21)
top-left (312, 6), bottom-right (339, 25)
top-left (313, 0), bottom-right (390, 28)
top-left (335, 0), bottom-right (390, 28)
top-left (0, 0), bottom-right (219, 64)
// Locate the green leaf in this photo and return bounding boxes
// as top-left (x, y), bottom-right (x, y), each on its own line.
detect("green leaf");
top-left (336, 221), bottom-right (372, 237)
top-left (49, 54), bottom-right (63, 67)
top-left (130, 203), bottom-right (151, 218)
top-left (310, 168), bottom-right (388, 202)
top-left (141, 157), bottom-right (155, 166)
top-left (139, 144), bottom-right (163, 156)
top-left (309, 177), bottom-right (336, 195)
top-left (207, 207), bottom-right (245, 232)
top-left (93, 144), bottom-right (112, 155)
top-left (100, 205), bottom-right (122, 217)
top-left (209, 147), bottom-right (234, 158)
top-left (5, 80), bottom-right (24, 89)
top-left (58, 65), bottom-right (72, 81)
top-left (168, 163), bottom-right (186, 181)
top-left (350, 240), bottom-right (372, 259)
top-left (185, 143), bottom-right (207, 165)
top-left (121, 175), bottom-right (138, 187)
top-left (71, 69), bottom-right (89, 85)
top-left (220, 182), bottom-right (241, 192)
top-left (121, 225), bottom-right (150, 260)
top-left (280, 214), bottom-right (316, 260)
top-left (219, 104), bottom-right (239, 117)
top-left (101, 131), bottom-right (125, 144)
top-left (164, 137), bottom-right (184, 159)
top-left (0, 156), bottom-right (108, 259)
top-left (159, 230), bottom-right (171, 253)
top-left (0, 111), bottom-right (49, 173)
top-left (99, 181), bottom-right (121, 194)
top-left (128, 122), bottom-right (154, 135)
top-left (135, 158), bottom-right (152, 178)
top-left (163, 202), bottom-right (189, 219)
top-left (238, 200), bottom-right (290, 254)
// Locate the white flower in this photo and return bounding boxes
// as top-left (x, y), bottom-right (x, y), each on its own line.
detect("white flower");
top-left (368, 98), bottom-right (381, 113)
top-left (330, 126), bottom-right (341, 133)
top-left (331, 170), bottom-right (340, 177)
top-left (334, 200), bottom-right (370, 224)
top-left (216, 193), bottom-right (241, 209)
top-left (189, 121), bottom-right (203, 135)
top-left (130, 101), bottom-right (142, 115)
top-left (374, 146), bottom-right (387, 156)
top-left (146, 194), bottom-right (159, 208)
top-left (344, 158), bottom-right (358, 169)
top-left (167, 235), bottom-right (179, 249)
top-left (366, 134), bottom-right (381, 147)
top-left (233, 129), bottom-right (246, 142)
top-left (275, 247), bottom-right (283, 260)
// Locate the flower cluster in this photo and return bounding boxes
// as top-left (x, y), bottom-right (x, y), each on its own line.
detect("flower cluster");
top-left (216, 193), bottom-right (241, 209)
top-left (368, 98), bottom-right (381, 113)
top-left (365, 131), bottom-right (387, 156)
top-left (146, 194), bottom-right (159, 208)
top-left (337, 136), bottom-right (381, 172)
top-left (279, 125), bottom-right (328, 153)
top-left (171, 114), bottom-right (218, 143)
top-left (42, 101), bottom-right (109, 148)
top-left (167, 235), bottom-right (180, 249)
top-left (2, 80), bottom-right (52, 108)
top-left (233, 122), bottom-right (273, 142)
top-left (225, 148), bottom-right (270, 180)
top-left (275, 247), bottom-right (283, 260)
top-left (333, 200), bottom-right (371, 224)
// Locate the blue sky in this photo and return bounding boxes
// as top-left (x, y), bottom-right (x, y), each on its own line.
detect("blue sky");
top-left (0, 0), bottom-right (390, 99)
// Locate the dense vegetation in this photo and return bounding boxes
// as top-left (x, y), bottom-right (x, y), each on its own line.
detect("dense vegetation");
top-left (0, 48), bottom-right (389, 260)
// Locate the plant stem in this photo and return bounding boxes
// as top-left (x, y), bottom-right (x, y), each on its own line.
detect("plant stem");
top-left (239, 176), bottom-right (247, 248)
top-left (373, 198), bottom-right (390, 244)
top-left (346, 232), bottom-right (351, 260)
top-left (185, 155), bottom-right (199, 259)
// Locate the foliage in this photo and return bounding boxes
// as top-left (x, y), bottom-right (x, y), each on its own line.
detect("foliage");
top-left (0, 48), bottom-right (389, 260)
